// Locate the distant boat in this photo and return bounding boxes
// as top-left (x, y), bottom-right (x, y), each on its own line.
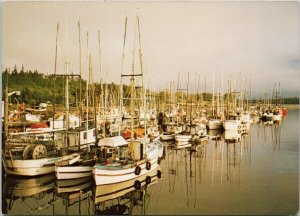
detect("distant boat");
top-left (161, 132), bottom-right (175, 141)
top-left (92, 16), bottom-right (164, 187)
top-left (175, 134), bottom-right (192, 142)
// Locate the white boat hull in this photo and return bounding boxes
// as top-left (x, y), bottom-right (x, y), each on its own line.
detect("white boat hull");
top-left (175, 135), bottom-right (192, 142)
top-left (161, 133), bottom-right (175, 141)
top-left (55, 166), bottom-right (93, 180)
top-left (2, 157), bottom-right (61, 176)
top-left (93, 158), bottom-right (159, 186)
top-left (93, 141), bottom-right (163, 186)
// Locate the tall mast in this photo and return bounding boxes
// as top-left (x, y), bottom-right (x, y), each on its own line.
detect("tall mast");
top-left (103, 83), bottom-right (107, 138)
top-left (97, 30), bottom-right (102, 137)
top-left (64, 58), bottom-right (70, 147)
top-left (78, 21), bottom-right (82, 150)
top-left (119, 17), bottom-right (127, 136)
top-left (137, 15), bottom-right (146, 140)
top-left (249, 74), bottom-right (252, 108)
top-left (78, 21), bottom-right (82, 115)
top-left (221, 71), bottom-right (224, 114)
top-left (186, 72), bottom-right (189, 122)
top-left (52, 22), bottom-right (59, 142)
top-left (86, 31), bottom-right (89, 131)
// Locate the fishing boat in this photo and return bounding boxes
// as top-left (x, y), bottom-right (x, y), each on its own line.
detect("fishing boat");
top-left (55, 39), bottom-right (97, 180)
top-left (93, 139), bottom-right (163, 185)
top-left (3, 131), bottom-right (66, 176)
top-left (93, 16), bottom-right (163, 186)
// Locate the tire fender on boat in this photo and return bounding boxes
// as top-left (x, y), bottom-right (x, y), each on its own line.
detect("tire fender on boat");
top-left (134, 180), bottom-right (141, 189)
top-left (23, 144), bottom-right (35, 159)
top-left (32, 144), bottom-right (47, 159)
top-left (135, 166), bottom-right (141, 175)
top-left (146, 161), bottom-right (151, 170)
top-left (146, 176), bottom-right (151, 185)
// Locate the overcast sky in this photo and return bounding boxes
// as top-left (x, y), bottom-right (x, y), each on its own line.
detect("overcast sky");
top-left (3, 1), bottom-right (300, 97)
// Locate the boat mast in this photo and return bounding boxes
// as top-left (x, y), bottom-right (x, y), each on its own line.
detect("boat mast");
top-left (119, 17), bottom-right (127, 136)
top-left (64, 58), bottom-right (70, 148)
top-left (78, 21), bottom-right (82, 150)
top-left (52, 23), bottom-right (59, 143)
top-left (128, 15), bottom-right (138, 160)
top-left (86, 31), bottom-right (89, 131)
top-left (186, 72), bottom-right (189, 124)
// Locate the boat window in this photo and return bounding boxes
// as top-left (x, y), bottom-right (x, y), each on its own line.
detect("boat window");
top-left (84, 132), bottom-right (87, 139)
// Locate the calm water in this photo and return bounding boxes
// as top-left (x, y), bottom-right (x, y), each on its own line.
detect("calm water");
top-left (2, 106), bottom-right (299, 215)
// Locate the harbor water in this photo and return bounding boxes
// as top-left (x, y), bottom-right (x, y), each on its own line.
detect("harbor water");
top-left (2, 105), bottom-right (299, 215)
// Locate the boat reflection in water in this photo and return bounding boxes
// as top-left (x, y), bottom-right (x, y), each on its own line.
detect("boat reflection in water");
top-left (257, 119), bottom-right (282, 152)
top-left (94, 166), bottom-right (162, 215)
top-left (2, 174), bottom-right (56, 215)
top-left (55, 176), bottom-right (94, 215)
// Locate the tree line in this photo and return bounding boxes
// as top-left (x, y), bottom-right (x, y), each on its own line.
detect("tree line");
top-left (2, 66), bottom-right (299, 107)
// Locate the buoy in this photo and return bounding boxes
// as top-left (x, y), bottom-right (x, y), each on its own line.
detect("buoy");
top-left (23, 144), bottom-right (35, 159)
top-left (134, 166), bottom-right (141, 175)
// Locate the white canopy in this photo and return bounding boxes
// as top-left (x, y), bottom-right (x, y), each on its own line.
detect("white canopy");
top-left (98, 136), bottom-right (128, 147)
